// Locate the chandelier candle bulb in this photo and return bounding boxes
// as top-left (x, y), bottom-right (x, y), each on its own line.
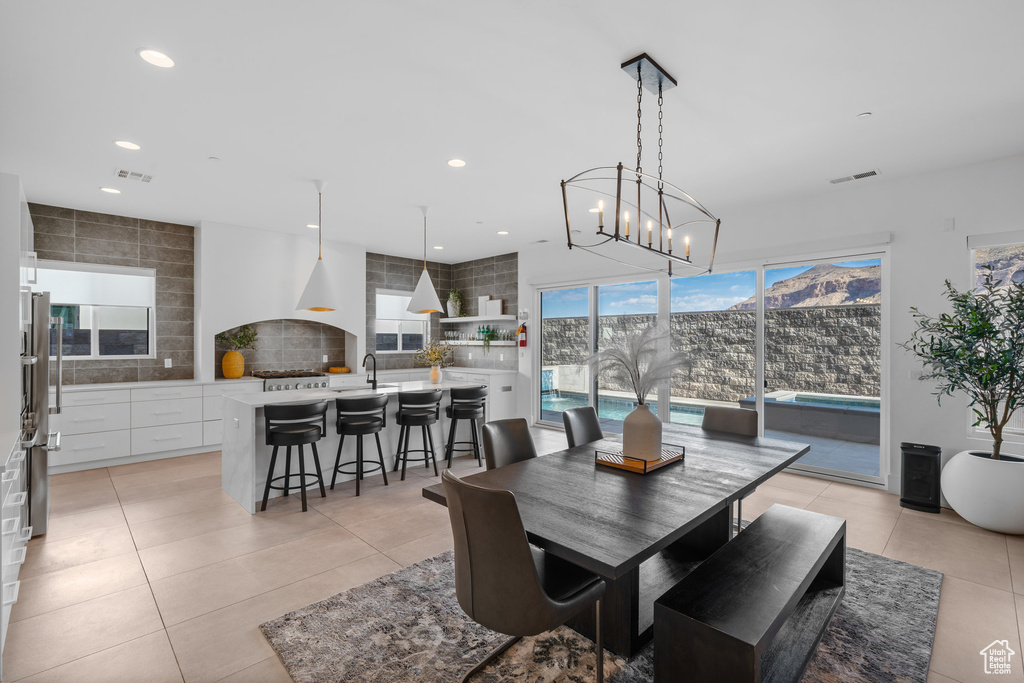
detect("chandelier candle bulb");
top-left (685, 235), bottom-right (690, 260)
top-left (647, 220), bottom-right (653, 246)
top-left (624, 211), bottom-right (630, 238)
top-left (667, 228), bottom-right (672, 251)
top-left (598, 200), bottom-right (604, 229)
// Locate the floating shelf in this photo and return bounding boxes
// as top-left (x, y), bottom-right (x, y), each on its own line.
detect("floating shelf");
top-left (440, 315), bottom-right (517, 324)
top-left (446, 340), bottom-right (517, 347)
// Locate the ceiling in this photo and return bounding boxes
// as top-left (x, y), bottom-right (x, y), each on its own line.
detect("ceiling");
top-left (2, 1), bottom-right (1024, 264)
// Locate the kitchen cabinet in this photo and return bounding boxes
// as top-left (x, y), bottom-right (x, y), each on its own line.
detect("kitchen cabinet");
top-left (202, 381), bottom-right (262, 447)
top-left (1, 436), bottom-right (30, 667)
top-left (442, 370), bottom-right (517, 421)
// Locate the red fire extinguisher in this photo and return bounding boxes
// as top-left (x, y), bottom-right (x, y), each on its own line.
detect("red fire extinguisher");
top-left (516, 323), bottom-right (527, 347)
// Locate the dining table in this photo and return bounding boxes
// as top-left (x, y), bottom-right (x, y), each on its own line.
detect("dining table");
top-left (421, 422), bottom-right (811, 657)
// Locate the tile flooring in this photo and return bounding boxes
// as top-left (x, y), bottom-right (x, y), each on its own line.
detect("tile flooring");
top-left (1, 428), bottom-right (1018, 682)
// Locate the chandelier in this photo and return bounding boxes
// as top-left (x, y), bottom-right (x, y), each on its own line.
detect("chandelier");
top-left (560, 54), bottom-right (720, 277)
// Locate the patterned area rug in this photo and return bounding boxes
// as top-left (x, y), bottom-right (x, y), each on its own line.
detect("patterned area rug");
top-left (260, 548), bottom-right (942, 682)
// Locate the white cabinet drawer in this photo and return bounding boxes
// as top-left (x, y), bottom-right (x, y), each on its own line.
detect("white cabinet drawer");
top-left (202, 381), bottom-right (263, 397)
top-left (203, 387), bottom-right (261, 420)
top-left (51, 389), bottom-right (132, 408)
top-left (53, 403), bottom-right (130, 435)
top-left (132, 397), bottom-right (202, 428)
top-left (131, 423), bottom-right (203, 455)
top-left (328, 375), bottom-right (366, 389)
top-left (445, 371), bottom-right (468, 382)
top-left (131, 385), bottom-right (203, 402)
top-left (50, 430), bottom-right (131, 466)
top-left (203, 420), bottom-right (223, 446)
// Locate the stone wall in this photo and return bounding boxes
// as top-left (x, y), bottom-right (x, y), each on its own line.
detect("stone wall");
top-left (542, 305), bottom-right (881, 401)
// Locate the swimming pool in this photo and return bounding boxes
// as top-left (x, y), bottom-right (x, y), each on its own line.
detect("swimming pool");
top-left (540, 392), bottom-right (705, 425)
top-left (781, 393), bottom-right (880, 410)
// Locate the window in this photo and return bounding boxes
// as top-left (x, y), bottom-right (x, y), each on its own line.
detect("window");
top-left (34, 261), bottom-right (156, 360)
top-left (375, 290), bottom-right (429, 353)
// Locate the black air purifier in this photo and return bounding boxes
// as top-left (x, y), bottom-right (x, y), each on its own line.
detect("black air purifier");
top-left (900, 442), bottom-right (941, 513)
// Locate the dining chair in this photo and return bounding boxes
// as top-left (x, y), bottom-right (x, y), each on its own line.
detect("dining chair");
top-left (701, 405), bottom-right (759, 536)
top-left (562, 406), bottom-right (603, 448)
top-left (481, 418), bottom-right (538, 470)
top-left (442, 470), bottom-right (606, 682)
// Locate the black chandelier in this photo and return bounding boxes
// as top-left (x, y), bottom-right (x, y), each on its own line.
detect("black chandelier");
top-left (560, 53), bottom-right (720, 277)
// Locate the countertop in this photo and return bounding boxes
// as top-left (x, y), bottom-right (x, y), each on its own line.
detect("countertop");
top-left (49, 377), bottom-right (264, 393)
top-left (225, 380), bottom-right (479, 409)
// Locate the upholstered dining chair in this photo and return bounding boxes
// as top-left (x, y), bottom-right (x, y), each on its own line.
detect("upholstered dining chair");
top-left (442, 470), bottom-right (606, 682)
top-left (562, 406), bottom-right (604, 448)
top-left (701, 405), bottom-right (759, 537)
top-left (481, 418), bottom-right (538, 470)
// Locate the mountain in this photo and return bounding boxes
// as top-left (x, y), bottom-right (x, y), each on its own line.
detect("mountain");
top-left (729, 263), bottom-right (881, 310)
top-left (976, 245), bottom-right (1024, 286)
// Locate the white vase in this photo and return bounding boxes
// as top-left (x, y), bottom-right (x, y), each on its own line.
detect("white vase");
top-left (941, 449), bottom-right (1024, 534)
top-left (622, 404), bottom-right (663, 462)
top-left (446, 299), bottom-right (460, 317)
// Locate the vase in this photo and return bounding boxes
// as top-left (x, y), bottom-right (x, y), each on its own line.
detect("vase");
top-left (941, 449), bottom-right (1024, 534)
top-left (622, 403), bottom-right (663, 462)
top-left (430, 366), bottom-right (442, 384)
top-left (447, 298), bottom-right (460, 317)
top-left (222, 350), bottom-right (245, 379)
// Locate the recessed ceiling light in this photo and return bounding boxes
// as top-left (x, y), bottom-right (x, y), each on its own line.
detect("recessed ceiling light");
top-left (306, 224), bottom-right (319, 229)
top-left (100, 187), bottom-right (121, 194)
top-left (137, 48), bottom-right (175, 68)
top-left (114, 140), bottom-right (141, 150)
top-left (496, 230), bottom-right (509, 235)
top-left (207, 156), bottom-right (221, 162)
top-left (447, 159), bottom-right (466, 168)
top-left (856, 112), bottom-right (872, 119)
top-left (433, 245), bottom-right (444, 250)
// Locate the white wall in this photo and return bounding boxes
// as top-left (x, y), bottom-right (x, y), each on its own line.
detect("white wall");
top-left (195, 221), bottom-right (367, 382)
top-left (0, 174), bottom-right (24, 434)
top-left (518, 152), bottom-right (1024, 494)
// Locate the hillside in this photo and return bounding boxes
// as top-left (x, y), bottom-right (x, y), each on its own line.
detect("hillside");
top-left (976, 245), bottom-right (1024, 286)
top-left (730, 263), bottom-right (881, 309)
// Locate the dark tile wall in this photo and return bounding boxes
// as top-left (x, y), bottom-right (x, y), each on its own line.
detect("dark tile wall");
top-left (366, 253), bottom-right (452, 370)
top-left (214, 319), bottom-right (346, 378)
top-left (29, 203), bottom-right (195, 384)
top-left (448, 253), bottom-right (519, 371)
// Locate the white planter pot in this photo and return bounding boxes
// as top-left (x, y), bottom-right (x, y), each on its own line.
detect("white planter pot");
top-left (622, 404), bottom-right (663, 462)
top-left (941, 449), bottom-right (1024, 534)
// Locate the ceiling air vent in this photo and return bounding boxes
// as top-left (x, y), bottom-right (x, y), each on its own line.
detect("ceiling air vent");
top-left (113, 168), bottom-right (154, 183)
top-left (532, 239), bottom-right (550, 244)
top-left (829, 169), bottom-right (879, 185)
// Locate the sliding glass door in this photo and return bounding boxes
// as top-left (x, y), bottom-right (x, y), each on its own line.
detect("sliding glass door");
top-left (539, 287), bottom-right (591, 424)
top-left (763, 256), bottom-right (883, 482)
top-left (595, 281), bottom-right (658, 433)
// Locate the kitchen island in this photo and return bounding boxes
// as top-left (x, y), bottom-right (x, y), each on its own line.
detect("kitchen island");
top-left (221, 380), bottom-right (480, 513)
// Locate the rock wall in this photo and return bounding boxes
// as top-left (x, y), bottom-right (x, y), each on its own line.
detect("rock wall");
top-left (542, 305), bottom-right (881, 401)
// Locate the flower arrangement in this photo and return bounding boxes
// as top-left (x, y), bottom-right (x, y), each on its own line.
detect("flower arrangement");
top-left (215, 324), bottom-right (259, 351)
top-left (588, 322), bottom-right (688, 405)
top-left (415, 339), bottom-right (454, 368)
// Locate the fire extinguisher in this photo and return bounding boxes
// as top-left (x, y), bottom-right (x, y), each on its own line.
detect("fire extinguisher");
top-left (516, 323), bottom-right (527, 347)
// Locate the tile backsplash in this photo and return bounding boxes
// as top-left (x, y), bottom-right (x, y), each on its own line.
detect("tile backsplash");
top-left (215, 319), bottom-right (347, 378)
top-left (29, 203), bottom-right (195, 385)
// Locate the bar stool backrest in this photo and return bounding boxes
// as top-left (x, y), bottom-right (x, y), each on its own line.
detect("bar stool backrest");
top-left (450, 386), bottom-right (488, 406)
top-left (264, 401), bottom-right (328, 445)
top-left (336, 393), bottom-right (389, 426)
top-left (398, 389), bottom-right (443, 417)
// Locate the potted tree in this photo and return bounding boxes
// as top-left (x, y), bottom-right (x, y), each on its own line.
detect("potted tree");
top-left (415, 339), bottom-right (453, 384)
top-left (903, 268), bottom-right (1024, 533)
top-left (588, 323), bottom-right (687, 462)
top-left (216, 324), bottom-right (259, 379)
top-left (447, 288), bottom-right (465, 318)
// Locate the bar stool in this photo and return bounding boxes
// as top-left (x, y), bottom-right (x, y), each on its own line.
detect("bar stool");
top-left (261, 401), bottom-right (328, 512)
top-left (332, 394), bottom-right (389, 496)
top-left (392, 389), bottom-right (443, 481)
top-left (444, 386), bottom-right (488, 468)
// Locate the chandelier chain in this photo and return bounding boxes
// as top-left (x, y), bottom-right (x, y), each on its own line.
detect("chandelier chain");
top-left (657, 83), bottom-right (664, 191)
top-left (635, 64), bottom-right (643, 180)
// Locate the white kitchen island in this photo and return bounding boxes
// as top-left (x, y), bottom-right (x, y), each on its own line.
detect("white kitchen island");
top-left (221, 380), bottom-right (480, 513)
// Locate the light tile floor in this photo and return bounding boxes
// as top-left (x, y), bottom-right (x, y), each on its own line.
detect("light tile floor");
top-left (1, 429), bottom-right (1017, 682)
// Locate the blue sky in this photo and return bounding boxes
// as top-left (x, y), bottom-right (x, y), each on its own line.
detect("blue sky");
top-left (541, 259), bottom-right (881, 317)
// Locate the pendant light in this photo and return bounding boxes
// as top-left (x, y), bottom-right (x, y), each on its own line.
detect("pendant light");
top-left (407, 206), bottom-right (444, 314)
top-left (297, 179), bottom-right (336, 312)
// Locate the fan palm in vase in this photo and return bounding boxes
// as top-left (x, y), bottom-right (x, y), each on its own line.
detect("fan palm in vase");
top-left (588, 323), bottom-right (688, 462)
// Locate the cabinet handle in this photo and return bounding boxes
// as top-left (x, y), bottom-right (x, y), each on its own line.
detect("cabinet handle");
top-left (10, 451), bottom-right (25, 464)
top-left (1, 467), bottom-right (19, 483)
top-left (4, 491), bottom-right (27, 508)
top-left (1, 516), bottom-right (18, 535)
top-left (2, 581), bottom-right (20, 606)
top-left (73, 417), bottom-right (106, 423)
top-left (72, 444), bottom-right (106, 452)
top-left (6, 546), bottom-right (26, 566)
top-left (153, 410), bottom-right (183, 416)
top-left (15, 526), bottom-right (32, 543)
top-left (153, 435), bottom-right (183, 442)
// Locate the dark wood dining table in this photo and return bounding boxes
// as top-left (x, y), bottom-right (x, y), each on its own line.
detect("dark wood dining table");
top-left (421, 422), bottom-right (810, 657)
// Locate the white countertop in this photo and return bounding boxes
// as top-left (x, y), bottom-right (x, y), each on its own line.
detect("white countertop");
top-left (50, 377), bottom-right (264, 393)
top-left (226, 380), bottom-right (479, 409)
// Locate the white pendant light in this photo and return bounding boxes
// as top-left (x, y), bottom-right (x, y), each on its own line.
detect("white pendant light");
top-left (297, 179), bottom-right (336, 312)
top-left (407, 206), bottom-right (444, 314)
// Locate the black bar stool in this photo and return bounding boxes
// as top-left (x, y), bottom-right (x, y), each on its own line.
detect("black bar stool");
top-left (392, 389), bottom-right (443, 481)
top-left (444, 386), bottom-right (488, 468)
top-left (332, 394), bottom-right (389, 496)
top-left (261, 401), bottom-right (328, 512)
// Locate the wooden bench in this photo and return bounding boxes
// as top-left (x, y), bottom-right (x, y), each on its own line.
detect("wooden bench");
top-left (653, 504), bottom-right (846, 683)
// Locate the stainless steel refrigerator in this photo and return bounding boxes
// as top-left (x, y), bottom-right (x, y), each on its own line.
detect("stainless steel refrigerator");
top-left (21, 291), bottom-right (62, 537)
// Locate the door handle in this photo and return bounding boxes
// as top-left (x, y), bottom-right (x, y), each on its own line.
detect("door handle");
top-left (45, 431), bottom-right (61, 452)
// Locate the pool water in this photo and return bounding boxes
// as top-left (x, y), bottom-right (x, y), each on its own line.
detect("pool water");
top-left (541, 392), bottom-right (704, 425)
top-left (780, 394), bottom-right (880, 410)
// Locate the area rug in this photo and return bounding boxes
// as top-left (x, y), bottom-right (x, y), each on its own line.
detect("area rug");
top-left (260, 548), bottom-right (942, 682)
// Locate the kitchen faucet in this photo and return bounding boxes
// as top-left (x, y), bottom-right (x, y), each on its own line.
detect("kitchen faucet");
top-left (362, 353), bottom-right (377, 391)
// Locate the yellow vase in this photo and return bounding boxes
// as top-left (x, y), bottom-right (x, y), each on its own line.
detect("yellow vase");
top-left (430, 366), bottom-right (441, 384)
top-left (223, 350), bottom-right (245, 379)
